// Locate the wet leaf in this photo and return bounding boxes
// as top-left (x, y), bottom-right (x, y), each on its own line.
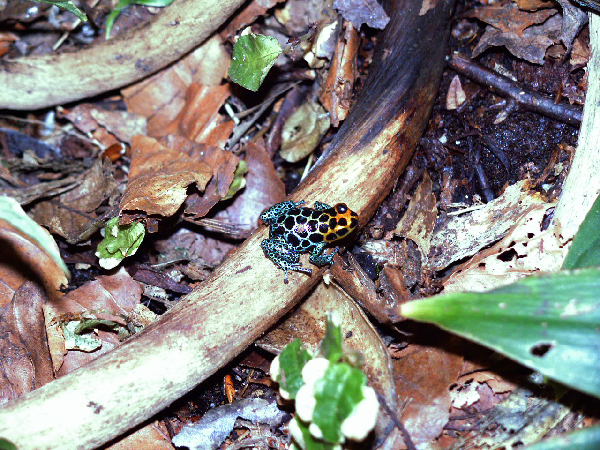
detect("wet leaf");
top-left (229, 33), bottom-right (282, 91)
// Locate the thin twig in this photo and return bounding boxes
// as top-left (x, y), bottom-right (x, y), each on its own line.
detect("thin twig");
top-left (448, 54), bottom-right (582, 126)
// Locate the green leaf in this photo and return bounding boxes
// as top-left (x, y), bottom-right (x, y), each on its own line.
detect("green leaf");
top-left (95, 217), bottom-right (145, 270)
top-left (32, 0), bottom-right (87, 21)
top-left (105, 0), bottom-right (174, 39)
top-left (312, 363), bottom-right (366, 443)
top-left (523, 424), bottom-right (600, 450)
top-left (229, 33), bottom-right (282, 91)
top-left (562, 193), bottom-right (600, 269)
top-left (401, 268), bottom-right (600, 399)
top-left (320, 311), bottom-right (343, 362)
top-left (277, 338), bottom-right (313, 399)
top-left (0, 196), bottom-right (69, 278)
top-left (0, 438), bottom-right (17, 450)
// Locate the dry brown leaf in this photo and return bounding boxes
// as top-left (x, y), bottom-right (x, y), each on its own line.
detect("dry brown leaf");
top-left (393, 171), bottom-right (437, 264)
top-left (122, 35), bottom-right (231, 137)
top-left (429, 180), bottom-right (546, 271)
top-left (29, 159), bottom-right (119, 243)
top-left (393, 340), bottom-right (464, 445)
top-left (44, 268), bottom-right (143, 376)
top-left (221, 0), bottom-right (285, 39)
top-left (280, 102), bottom-right (331, 162)
top-left (223, 139), bottom-right (285, 227)
top-left (472, 13), bottom-right (562, 64)
top-left (120, 135), bottom-right (213, 218)
top-left (0, 220), bottom-right (68, 299)
top-left (62, 104), bottom-right (147, 146)
top-left (319, 21), bottom-right (359, 126)
top-left (443, 203), bottom-right (566, 293)
top-left (106, 421), bottom-right (173, 450)
top-left (446, 75), bottom-right (466, 110)
top-left (160, 83), bottom-right (231, 142)
top-left (467, 2), bottom-right (556, 37)
top-left (157, 136), bottom-right (240, 219)
top-left (0, 282), bottom-right (54, 404)
top-left (333, 0), bottom-right (390, 30)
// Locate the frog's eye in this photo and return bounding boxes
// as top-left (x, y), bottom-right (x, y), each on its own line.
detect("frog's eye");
top-left (335, 203), bottom-right (348, 214)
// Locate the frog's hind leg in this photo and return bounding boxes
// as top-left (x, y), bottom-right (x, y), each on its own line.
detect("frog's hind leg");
top-left (261, 238), bottom-right (312, 283)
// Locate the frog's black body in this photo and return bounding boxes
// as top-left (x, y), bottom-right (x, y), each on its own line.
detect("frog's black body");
top-left (260, 200), bottom-right (359, 283)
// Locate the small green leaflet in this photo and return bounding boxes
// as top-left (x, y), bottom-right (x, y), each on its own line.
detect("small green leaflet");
top-left (401, 268), bottom-right (600, 399)
top-left (277, 338), bottom-right (313, 399)
top-left (229, 34), bottom-right (283, 91)
top-left (562, 193), bottom-right (600, 270)
top-left (32, 0), bottom-right (87, 22)
top-left (312, 363), bottom-right (366, 443)
top-left (95, 217), bottom-right (145, 270)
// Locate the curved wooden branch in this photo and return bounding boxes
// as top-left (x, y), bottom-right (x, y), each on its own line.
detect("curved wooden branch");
top-left (0, 0), bottom-right (246, 110)
top-left (0, 0), bottom-right (456, 448)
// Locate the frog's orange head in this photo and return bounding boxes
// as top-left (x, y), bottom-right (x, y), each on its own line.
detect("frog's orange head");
top-left (323, 203), bottom-right (359, 242)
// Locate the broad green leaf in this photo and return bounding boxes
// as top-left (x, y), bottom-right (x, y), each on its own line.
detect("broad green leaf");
top-left (523, 425), bottom-right (600, 450)
top-left (320, 311), bottom-right (343, 362)
top-left (562, 193), bottom-right (600, 269)
top-left (401, 268), bottom-right (600, 398)
top-left (229, 33), bottom-right (282, 91)
top-left (277, 338), bottom-right (313, 399)
top-left (105, 0), bottom-right (174, 39)
top-left (95, 217), bottom-right (145, 269)
top-left (0, 196), bottom-right (69, 278)
top-left (32, 0), bottom-right (87, 21)
top-left (312, 363), bottom-right (366, 443)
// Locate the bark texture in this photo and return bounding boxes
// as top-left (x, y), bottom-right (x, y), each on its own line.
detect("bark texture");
top-left (0, 0), bottom-right (246, 110)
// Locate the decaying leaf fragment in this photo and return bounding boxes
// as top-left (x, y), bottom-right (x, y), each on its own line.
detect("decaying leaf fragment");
top-left (119, 135), bottom-right (212, 218)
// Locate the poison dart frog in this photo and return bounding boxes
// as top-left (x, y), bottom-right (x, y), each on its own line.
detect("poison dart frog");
top-left (260, 200), bottom-right (359, 283)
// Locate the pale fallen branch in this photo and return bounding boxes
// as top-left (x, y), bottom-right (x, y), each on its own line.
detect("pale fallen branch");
top-left (0, 0), bottom-right (246, 110)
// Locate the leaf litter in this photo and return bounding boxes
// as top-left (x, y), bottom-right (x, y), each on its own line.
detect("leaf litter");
top-left (0, 0), bottom-right (596, 448)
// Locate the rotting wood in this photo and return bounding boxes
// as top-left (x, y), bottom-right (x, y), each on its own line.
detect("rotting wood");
top-left (0, 0), bottom-right (456, 448)
top-left (0, 0), bottom-right (246, 110)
